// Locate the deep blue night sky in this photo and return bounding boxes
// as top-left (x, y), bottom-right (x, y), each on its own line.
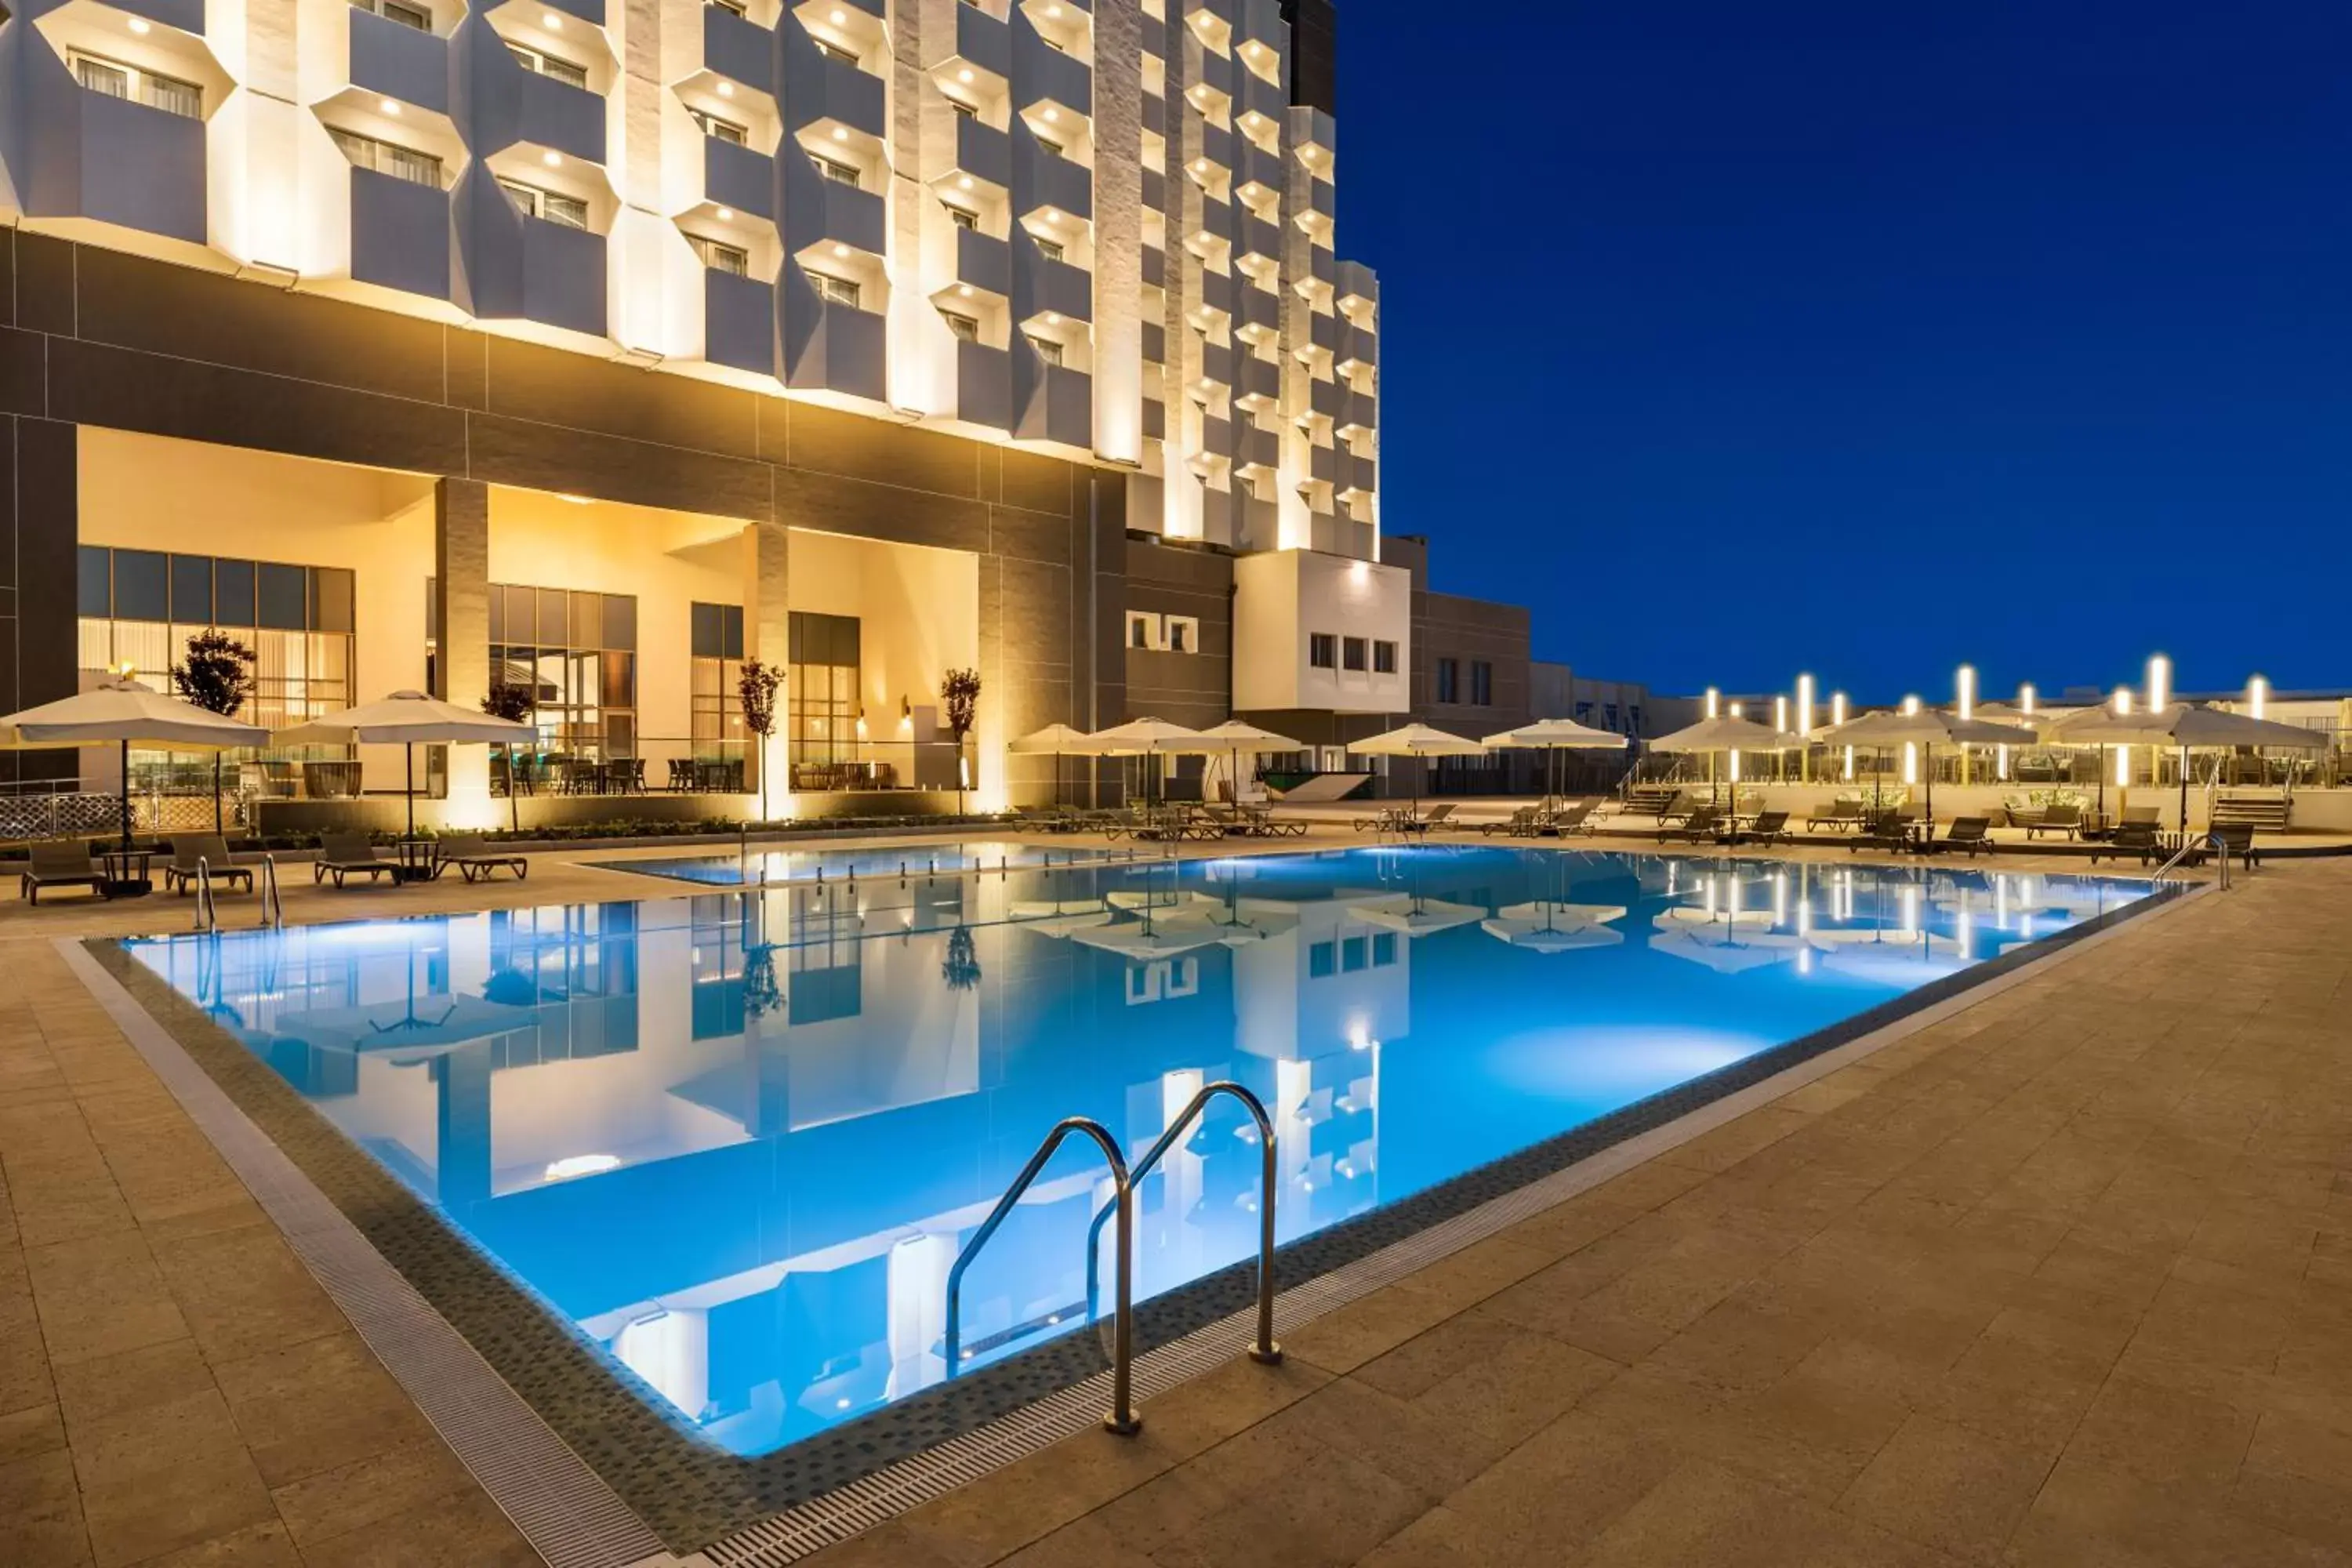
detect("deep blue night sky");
top-left (1339, 2), bottom-right (2352, 703)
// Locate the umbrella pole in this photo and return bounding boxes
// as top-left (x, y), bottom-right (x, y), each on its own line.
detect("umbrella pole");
top-left (2180, 742), bottom-right (2190, 833)
top-left (119, 738), bottom-right (132, 850)
top-left (405, 741), bottom-right (416, 841)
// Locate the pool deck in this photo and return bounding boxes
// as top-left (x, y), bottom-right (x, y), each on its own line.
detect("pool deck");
top-left (3, 829), bottom-right (2347, 1566)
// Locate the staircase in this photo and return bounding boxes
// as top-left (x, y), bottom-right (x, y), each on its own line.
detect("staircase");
top-left (2211, 793), bottom-right (2290, 832)
top-left (1621, 785), bottom-right (1683, 820)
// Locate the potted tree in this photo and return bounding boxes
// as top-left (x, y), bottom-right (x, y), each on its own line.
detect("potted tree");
top-left (169, 628), bottom-right (257, 834)
top-left (941, 666), bottom-right (981, 814)
top-left (739, 659), bottom-right (784, 823)
top-left (481, 681), bottom-right (535, 833)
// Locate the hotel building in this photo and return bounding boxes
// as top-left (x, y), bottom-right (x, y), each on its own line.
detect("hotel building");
top-left (0, 0), bottom-right (1489, 822)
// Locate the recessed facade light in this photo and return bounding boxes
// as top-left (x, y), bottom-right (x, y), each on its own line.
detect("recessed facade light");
top-left (957, 174), bottom-right (973, 188)
top-left (1042, 209), bottom-right (1057, 222)
top-left (830, 7), bottom-right (847, 21)
top-left (717, 80), bottom-right (734, 96)
top-left (832, 242), bottom-right (850, 256)
top-left (1045, 311), bottom-right (1060, 324)
top-left (380, 99), bottom-right (401, 115)
top-left (958, 284), bottom-right (972, 296)
top-left (1042, 107), bottom-right (1058, 122)
top-left (128, 16), bottom-right (151, 34)
top-left (543, 11), bottom-right (562, 29)
top-left (831, 125), bottom-right (848, 140)
top-left (717, 206), bottom-right (734, 220)
top-left (543, 151), bottom-right (563, 166)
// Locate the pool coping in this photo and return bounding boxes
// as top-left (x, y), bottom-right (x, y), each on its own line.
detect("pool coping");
top-left (62, 856), bottom-right (2200, 1566)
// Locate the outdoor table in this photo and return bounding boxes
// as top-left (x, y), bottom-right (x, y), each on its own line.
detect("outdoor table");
top-left (392, 838), bottom-right (439, 884)
top-left (97, 848), bottom-right (154, 898)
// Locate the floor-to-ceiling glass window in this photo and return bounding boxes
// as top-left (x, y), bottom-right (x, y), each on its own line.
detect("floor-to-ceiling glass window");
top-left (482, 584), bottom-right (638, 762)
top-left (788, 612), bottom-right (862, 789)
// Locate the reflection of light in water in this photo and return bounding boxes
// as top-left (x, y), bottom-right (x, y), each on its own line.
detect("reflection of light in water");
top-left (544, 1153), bottom-right (620, 1181)
top-left (1486, 1025), bottom-right (1769, 1101)
top-left (1772, 873), bottom-right (1787, 927)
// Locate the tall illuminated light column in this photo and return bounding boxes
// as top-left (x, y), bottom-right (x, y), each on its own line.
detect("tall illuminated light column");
top-left (1832, 690), bottom-right (1851, 780)
top-left (1796, 673), bottom-right (1815, 781)
top-left (2248, 675), bottom-right (2269, 719)
top-left (1955, 665), bottom-right (1976, 783)
top-left (1704, 687), bottom-right (1720, 719)
top-left (2114, 687), bottom-right (2134, 787)
top-left (2009, 683), bottom-right (2036, 783)
top-left (1773, 695), bottom-right (1788, 782)
top-left (1900, 694), bottom-right (1919, 784)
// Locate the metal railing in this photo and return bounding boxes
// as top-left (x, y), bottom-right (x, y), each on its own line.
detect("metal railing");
top-left (1085, 1082), bottom-right (1281, 1367)
top-left (945, 1116), bottom-right (1141, 1433)
top-left (258, 854), bottom-right (285, 928)
top-left (191, 858), bottom-right (218, 934)
top-left (2154, 830), bottom-right (2230, 890)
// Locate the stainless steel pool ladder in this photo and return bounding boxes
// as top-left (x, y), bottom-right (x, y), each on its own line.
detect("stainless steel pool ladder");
top-left (1084, 1081), bottom-right (1282, 1367)
top-left (945, 1117), bottom-right (1141, 1432)
top-left (2154, 831), bottom-right (2230, 890)
top-left (258, 853), bottom-right (285, 927)
top-left (191, 858), bottom-right (218, 934)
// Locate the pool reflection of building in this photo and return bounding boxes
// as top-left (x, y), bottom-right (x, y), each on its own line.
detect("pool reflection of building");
top-left (151, 855), bottom-right (2128, 1453)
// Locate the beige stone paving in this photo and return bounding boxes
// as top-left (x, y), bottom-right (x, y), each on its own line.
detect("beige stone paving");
top-left (803, 858), bottom-right (2352, 1568)
top-left (0, 822), bottom-right (2330, 1567)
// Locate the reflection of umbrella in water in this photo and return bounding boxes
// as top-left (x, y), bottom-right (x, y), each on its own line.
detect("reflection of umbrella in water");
top-left (1656, 903), bottom-right (1776, 930)
top-left (1482, 917), bottom-right (1625, 953)
top-left (1806, 927), bottom-right (1969, 982)
top-left (260, 994), bottom-right (540, 1062)
top-left (1647, 920), bottom-right (1812, 974)
top-left (1068, 918), bottom-right (1257, 960)
top-left (1008, 898), bottom-right (1117, 935)
top-left (1348, 895), bottom-right (1485, 937)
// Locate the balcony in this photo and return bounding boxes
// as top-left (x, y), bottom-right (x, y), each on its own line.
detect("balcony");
top-left (953, 0), bottom-right (1011, 81)
top-left (71, 90), bottom-right (207, 245)
top-left (519, 71), bottom-right (605, 165)
top-left (1142, 243), bottom-right (1164, 289)
top-left (1243, 423), bottom-right (1279, 470)
top-left (706, 269), bottom-right (777, 376)
top-left (1026, 252), bottom-right (1091, 324)
top-left (1199, 339), bottom-right (1232, 389)
top-left (1200, 123), bottom-right (1234, 180)
top-left (956, 226), bottom-right (1011, 296)
top-left (785, 33), bottom-right (885, 138)
top-left (1309, 376), bottom-right (1342, 418)
top-left (1142, 397), bottom-right (1164, 441)
top-left (706, 137), bottom-right (775, 221)
top-left (541, 0), bottom-right (604, 24)
top-left (118, 0), bottom-right (204, 34)
top-left (351, 8), bottom-right (450, 117)
top-left (785, 286), bottom-right (886, 401)
top-left (1141, 321), bottom-right (1165, 364)
top-left (956, 339), bottom-right (1013, 430)
top-left (1196, 266), bottom-right (1232, 316)
top-left (1235, 281), bottom-right (1279, 332)
top-left (1237, 141), bottom-right (1283, 198)
top-left (1141, 165), bottom-right (1163, 213)
top-left (1346, 452), bottom-right (1377, 495)
top-left (785, 159), bottom-right (886, 255)
top-left (1310, 307), bottom-right (1339, 352)
top-left (1240, 60), bottom-right (1286, 122)
top-left (704, 3), bottom-right (775, 96)
top-left (954, 114), bottom-right (1011, 190)
top-left (350, 166), bottom-right (452, 301)
top-left (1014, 355), bottom-right (1091, 448)
top-left (517, 214), bottom-right (607, 336)
top-left (1013, 130), bottom-right (1091, 221)
top-left (1013, 16), bottom-right (1090, 114)
top-left (1142, 92), bottom-right (1164, 138)
top-left (1308, 441), bottom-right (1338, 484)
top-left (1240, 213), bottom-right (1281, 264)
top-left (1238, 354), bottom-right (1278, 401)
top-left (1196, 412), bottom-right (1232, 459)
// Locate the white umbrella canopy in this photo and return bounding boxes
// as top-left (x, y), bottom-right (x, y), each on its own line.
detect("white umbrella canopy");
top-left (1086, 717), bottom-right (1203, 804)
top-left (1009, 724), bottom-right (1095, 807)
top-left (1820, 709), bottom-right (2039, 822)
top-left (275, 690), bottom-right (533, 840)
top-left (1348, 894), bottom-right (1486, 937)
top-left (2052, 703), bottom-right (2328, 829)
top-left (1647, 714), bottom-right (1792, 811)
top-left (1483, 718), bottom-right (1628, 806)
top-left (1347, 724), bottom-right (1486, 815)
top-left (0, 679), bottom-right (270, 847)
top-left (1183, 719), bottom-right (1303, 807)
top-left (1482, 919), bottom-right (1624, 953)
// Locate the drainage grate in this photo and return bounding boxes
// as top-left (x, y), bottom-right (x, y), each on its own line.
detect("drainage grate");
top-left (61, 941), bottom-right (669, 1568)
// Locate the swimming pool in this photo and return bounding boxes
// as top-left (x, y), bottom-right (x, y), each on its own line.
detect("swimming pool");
top-left (597, 837), bottom-right (1126, 887)
top-left (122, 847), bottom-right (2149, 1461)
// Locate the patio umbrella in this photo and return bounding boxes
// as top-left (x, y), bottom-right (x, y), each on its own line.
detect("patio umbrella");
top-left (275, 691), bottom-right (534, 840)
top-left (1646, 714), bottom-right (1793, 811)
top-left (1087, 717), bottom-right (1203, 805)
top-left (2051, 704), bottom-right (2325, 830)
top-left (1009, 723), bottom-right (1093, 808)
top-left (1348, 894), bottom-right (1486, 937)
top-left (0, 679), bottom-right (269, 848)
top-left (1820, 710), bottom-right (2038, 825)
top-left (1179, 720), bottom-right (1302, 807)
top-left (1482, 900), bottom-right (1628, 952)
top-left (1345, 724), bottom-right (1487, 816)
top-left (1482, 718), bottom-right (1628, 808)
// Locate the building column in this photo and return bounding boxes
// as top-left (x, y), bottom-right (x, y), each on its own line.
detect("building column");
top-left (741, 520), bottom-right (790, 816)
top-left (433, 478), bottom-right (493, 826)
top-left (6, 419), bottom-right (82, 788)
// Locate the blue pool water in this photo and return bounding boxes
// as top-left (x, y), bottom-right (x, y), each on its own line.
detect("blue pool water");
top-left (598, 838), bottom-right (1124, 887)
top-left (124, 848), bottom-right (2148, 1458)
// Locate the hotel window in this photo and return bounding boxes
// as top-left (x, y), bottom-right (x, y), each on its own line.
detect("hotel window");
top-left (470, 584), bottom-right (638, 759)
top-left (810, 270), bottom-right (860, 308)
top-left (942, 310), bottom-right (980, 342)
top-left (1308, 941), bottom-right (1335, 978)
top-left (351, 0), bottom-right (434, 31)
top-left (1027, 334), bottom-right (1063, 366)
top-left (1036, 134), bottom-right (1064, 157)
top-left (328, 128), bottom-right (444, 188)
top-left (500, 180), bottom-right (589, 229)
top-left (952, 100), bottom-right (977, 120)
top-left (689, 234), bottom-right (750, 275)
top-left (1373, 639), bottom-right (1396, 674)
top-left (1164, 615), bottom-right (1199, 654)
top-left (946, 202), bottom-right (979, 230)
top-left (1034, 236), bottom-right (1065, 263)
top-left (1371, 931), bottom-right (1398, 967)
top-left (1126, 612), bottom-right (1160, 650)
top-left (815, 154), bottom-right (861, 188)
top-left (509, 43), bottom-right (590, 89)
top-left (707, 0), bottom-right (749, 13)
top-left (1602, 702), bottom-right (1620, 730)
top-left (1341, 636), bottom-right (1366, 672)
top-left (1308, 633), bottom-right (1337, 670)
top-left (690, 107), bottom-right (749, 144)
top-left (78, 548), bottom-right (355, 731)
top-left (789, 612), bottom-right (861, 768)
top-left (1435, 658), bottom-right (1458, 703)
top-left (815, 38), bottom-right (858, 66)
top-left (690, 601), bottom-right (747, 758)
top-left (1471, 660), bottom-right (1493, 706)
top-left (71, 53), bottom-right (202, 119)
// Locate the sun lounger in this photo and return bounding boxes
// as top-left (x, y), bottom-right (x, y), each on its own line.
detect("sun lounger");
top-left (2122, 804), bottom-right (2161, 827)
top-left (2205, 822), bottom-right (2261, 868)
top-left (1480, 807), bottom-right (1548, 838)
top-left (19, 840), bottom-right (106, 904)
top-left (163, 835), bottom-right (252, 895)
top-left (1929, 816), bottom-right (1994, 857)
top-left (1849, 809), bottom-right (1915, 854)
top-left (1653, 793), bottom-right (1704, 827)
top-left (2024, 803), bottom-right (2082, 840)
top-left (1660, 805), bottom-right (1723, 844)
top-left (437, 834), bottom-right (528, 883)
top-left (2089, 821), bottom-right (2162, 866)
top-left (1396, 803), bottom-right (1457, 835)
top-left (1735, 810), bottom-right (1791, 848)
top-left (1806, 799), bottom-right (1867, 833)
top-left (1551, 800), bottom-right (1598, 836)
top-left (314, 833), bottom-right (397, 887)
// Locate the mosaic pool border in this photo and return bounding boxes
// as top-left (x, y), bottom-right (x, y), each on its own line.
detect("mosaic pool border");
top-left (87, 863), bottom-right (2178, 1554)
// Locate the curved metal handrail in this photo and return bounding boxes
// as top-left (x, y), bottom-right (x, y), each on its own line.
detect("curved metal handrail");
top-left (259, 853), bottom-right (284, 928)
top-left (945, 1116), bottom-right (1141, 1432)
top-left (2154, 830), bottom-right (2230, 890)
top-left (1085, 1081), bottom-right (1281, 1367)
top-left (192, 858), bottom-right (217, 934)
